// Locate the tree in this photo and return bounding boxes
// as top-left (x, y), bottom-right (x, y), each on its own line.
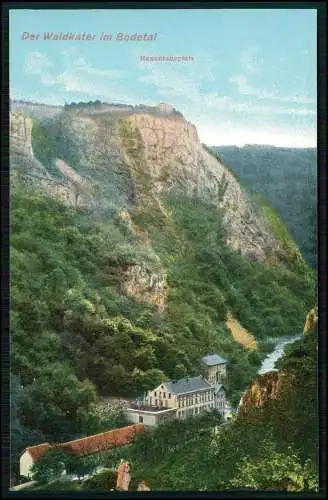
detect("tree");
top-left (229, 445), bottom-right (318, 492)
top-left (82, 469), bottom-right (117, 491)
top-left (21, 362), bottom-right (97, 441)
top-left (65, 453), bottom-right (100, 479)
top-left (31, 449), bottom-right (70, 483)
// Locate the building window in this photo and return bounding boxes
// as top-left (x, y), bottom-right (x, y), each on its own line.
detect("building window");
top-left (163, 392), bottom-right (166, 398)
top-left (154, 391), bottom-right (157, 396)
top-left (139, 416), bottom-right (144, 423)
top-left (168, 393), bottom-right (171, 399)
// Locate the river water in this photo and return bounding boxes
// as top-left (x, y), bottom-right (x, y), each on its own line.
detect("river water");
top-left (258, 334), bottom-right (302, 375)
top-left (233, 334), bottom-right (302, 413)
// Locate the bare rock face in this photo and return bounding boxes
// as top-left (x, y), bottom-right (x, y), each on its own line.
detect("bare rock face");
top-left (10, 111), bottom-right (95, 209)
top-left (237, 370), bottom-right (289, 425)
top-left (10, 112), bottom-right (54, 180)
top-left (120, 264), bottom-right (166, 312)
top-left (9, 104), bottom-right (281, 264)
top-left (303, 307), bottom-right (318, 335)
top-left (10, 112), bottom-right (34, 156)
top-left (124, 113), bottom-right (277, 262)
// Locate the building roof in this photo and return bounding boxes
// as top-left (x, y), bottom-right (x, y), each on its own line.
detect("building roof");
top-left (201, 354), bottom-right (227, 366)
top-left (214, 384), bottom-right (226, 393)
top-left (165, 376), bottom-right (212, 395)
top-left (21, 425), bottom-right (145, 463)
top-left (24, 443), bottom-right (52, 461)
top-left (60, 424), bottom-right (144, 457)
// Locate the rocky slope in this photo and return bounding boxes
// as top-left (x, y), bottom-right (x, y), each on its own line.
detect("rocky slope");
top-left (10, 101), bottom-right (289, 265)
top-left (237, 309), bottom-right (317, 421)
top-left (214, 145), bottom-right (317, 267)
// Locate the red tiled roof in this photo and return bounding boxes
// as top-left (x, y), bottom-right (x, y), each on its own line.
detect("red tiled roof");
top-left (25, 443), bottom-right (52, 461)
top-left (22, 424), bottom-right (145, 463)
top-left (60, 424), bottom-right (145, 457)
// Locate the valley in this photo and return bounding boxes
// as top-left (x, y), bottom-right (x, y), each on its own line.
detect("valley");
top-left (10, 99), bottom-right (317, 491)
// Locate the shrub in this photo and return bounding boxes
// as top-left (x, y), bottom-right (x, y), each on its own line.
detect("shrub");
top-left (82, 469), bottom-right (117, 491)
top-left (31, 449), bottom-right (70, 483)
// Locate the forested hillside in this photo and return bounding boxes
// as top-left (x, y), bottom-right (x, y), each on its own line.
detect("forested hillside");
top-left (24, 327), bottom-right (318, 492)
top-left (117, 327), bottom-right (318, 491)
top-left (213, 145), bottom-right (317, 268)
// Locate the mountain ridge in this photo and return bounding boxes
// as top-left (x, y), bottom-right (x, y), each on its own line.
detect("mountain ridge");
top-left (10, 100), bottom-right (305, 267)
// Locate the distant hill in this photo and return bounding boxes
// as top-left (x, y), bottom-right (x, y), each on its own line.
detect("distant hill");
top-left (213, 145), bottom-right (317, 268)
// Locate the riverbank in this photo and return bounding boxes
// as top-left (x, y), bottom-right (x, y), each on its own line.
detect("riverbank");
top-left (258, 334), bottom-right (302, 375)
top-left (235, 333), bottom-right (302, 411)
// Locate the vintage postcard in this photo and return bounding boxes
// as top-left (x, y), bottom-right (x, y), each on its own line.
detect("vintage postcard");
top-left (8, 5), bottom-right (319, 494)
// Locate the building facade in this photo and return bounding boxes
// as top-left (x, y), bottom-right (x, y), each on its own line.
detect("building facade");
top-left (20, 444), bottom-right (52, 479)
top-left (157, 102), bottom-right (174, 114)
top-left (125, 354), bottom-right (228, 426)
top-left (125, 405), bottom-right (177, 426)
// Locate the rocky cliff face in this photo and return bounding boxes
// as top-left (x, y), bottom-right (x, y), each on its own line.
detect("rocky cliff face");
top-left (10, 110), bottom-right (98, 209)
top-left (121, 113), bottom-right (277, 262)
top-left (303, 307), bottom-right (318, 335)
top-left (238, 371), bottom-right (283, 415)
top-left (121, 264), bottom-right (166, 312)
top-left (10, 112), bottom-right (34, 157)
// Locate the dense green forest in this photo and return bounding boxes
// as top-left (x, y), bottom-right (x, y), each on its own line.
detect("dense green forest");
top-left (11, 178), bottom-right (315, 476)
top-left (25, 328), bottom-right (318, 492)
top-left (213, 145), bottom-right (317, 268)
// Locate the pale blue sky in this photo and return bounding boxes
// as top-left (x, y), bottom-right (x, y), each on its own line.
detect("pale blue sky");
top-left (10, 9), bottom-right (317, 146)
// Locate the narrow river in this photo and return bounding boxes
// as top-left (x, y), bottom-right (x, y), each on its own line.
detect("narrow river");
top-left (234, 334), bottom-right (302, 413)
top-left (258, 334), bottom-right (302, 375)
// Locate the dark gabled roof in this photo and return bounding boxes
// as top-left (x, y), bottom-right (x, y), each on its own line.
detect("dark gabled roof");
top-left (165, 376), bottom-right (212, 395)
top-left (201, 354), bottom-right (227, 366)
top-left (214, 384), bottom-right (226, 393)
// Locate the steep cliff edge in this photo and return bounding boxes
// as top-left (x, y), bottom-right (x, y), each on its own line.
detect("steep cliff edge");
top-left (120, 113), bottom-right (277, 262)
top-left (214, 145), bottom-right (317, 268)
top-left (10, 100), bottom-right (314, 324)
top-left (10, 102), bottom-right (289, 264)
